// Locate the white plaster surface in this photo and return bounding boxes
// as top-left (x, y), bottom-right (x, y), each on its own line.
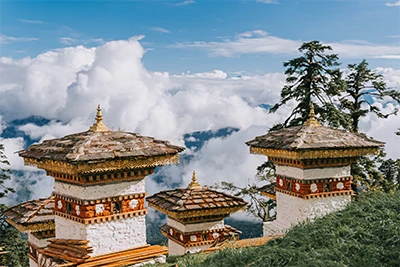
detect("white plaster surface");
top-left (29, 258), bottom-right (38, 267)
top-left (55, 216), bottom-right (87, 240)
top-left (167, 218), bottom-right (224, 233)
top-left (168, 240), bottom-right (212, 256)
top-left (55, 215), bottom-right (147, 255)
top-left (275, 165), bottom-right (351, 180)
top-left (168, 240), bottom-right (186, 256)
top-left (54, 179), bottom-right (145, 200)
top-left (129, 255), bottom-right (166, 266)
top-left (264, 192), bottom-right (350, 236)
top-left (28, 233), bottom-right (51, 248)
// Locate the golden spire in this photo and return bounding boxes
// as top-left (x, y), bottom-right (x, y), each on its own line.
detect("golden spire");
top-left (303, 102), bottom-right (321, 127)
top-left (89, 104), bottom-right (109, 132)
top-left (187, 170), bottom-right (202, 189)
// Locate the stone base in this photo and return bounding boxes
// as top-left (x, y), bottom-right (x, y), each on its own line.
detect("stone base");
top-left (29, 258), bottom-right (38, 267)
top-left (264, 192), bottom-right (351, 236)
top-left (168, 240), bottom-right (212, 256)
top-left (128, 255), bottom-right (166, 266)
top-left (55, 215), bottom-right (146, 255)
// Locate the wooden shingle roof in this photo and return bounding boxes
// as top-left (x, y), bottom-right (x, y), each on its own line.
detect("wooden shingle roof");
top-left (147, 172), bottom-right (247, 219)
top-left (15, 106), bottom-right (185, 176)
top-left (18, 130), bottom-right (185, 164)
top-left (246, 125), bottom-right (384, 151)
top-left (246, 104), bottom-right (384, 159)
top-left (4, 197), bottom-right (54, 233)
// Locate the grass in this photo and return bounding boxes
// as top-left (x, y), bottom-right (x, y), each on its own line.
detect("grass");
top-left (153, 192), bottom-right (400, 267)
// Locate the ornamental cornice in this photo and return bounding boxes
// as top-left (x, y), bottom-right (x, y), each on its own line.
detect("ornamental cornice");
top-left (249, 147), bottom-right (380, 160)
top-left (148, 203), bottom-right (244, 220)
top-left (23, 154), bottom-right (179, 175)
top-left (275, 187), bottom-right (352, 199)
top-left (275, 175), bottom-right (352, 184)
top-left (5, 219), bottom-right (54, 233)
top-left (52, 192), bottom-right (147, 205)
top-left (54, 209), bottom-right (148, 225)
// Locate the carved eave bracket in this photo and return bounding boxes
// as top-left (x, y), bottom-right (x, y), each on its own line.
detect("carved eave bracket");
top-left (249, 146), bottom-right (381, 160)
top-left (23, 153), bottom-right (180, 175)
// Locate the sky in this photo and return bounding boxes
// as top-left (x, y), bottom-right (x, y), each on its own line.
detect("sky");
top-left (0, 1), bottom-right (400, 216)
top-left (1, 0), bottom-right (399, 74)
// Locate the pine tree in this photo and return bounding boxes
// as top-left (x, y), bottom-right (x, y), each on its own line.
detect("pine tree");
top-left (0, 144), bottom-right (28, 267)
top-left (340, 59), bottom-right (400, 133)
top-left (0, 144), bottom-right (14, 198)
top-left (270, 40), bottom-right (350, 130)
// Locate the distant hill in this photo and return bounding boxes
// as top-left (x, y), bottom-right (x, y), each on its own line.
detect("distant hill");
top-left (158, 192), bottom-right (400, 267)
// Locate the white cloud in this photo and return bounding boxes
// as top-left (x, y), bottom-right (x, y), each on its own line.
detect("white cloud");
top-left (0, 34), bottom-right (39, 44)
top-left (386, 1), bottom-right (400, 6)
top-left (170, 30), bottom-right (400, 59)
top-left (18, 18), bottom-right (44, 24)
top-left (256, 0), bottom-right (274, 3)
top-left (0, 36), bottom-right (399, 209)
top-left (174, 0), bottom-right (195, 6)
top-left (150, 27), bottom-right (171, 34)
top-left (59, 37), bottom-right (105, 45)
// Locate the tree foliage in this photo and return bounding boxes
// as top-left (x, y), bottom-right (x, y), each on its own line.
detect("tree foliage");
top-left (213, 181), bottom-right (276, 222)
top-left (269, 40), bottom-right (350, 130)
top-left (213, 161), bottom-right (276, 222)
top-left (0, 144), bottom-right (15, 198)
top-left (0, 144), bottom-right (28, 267)
top-left (340, 59), bottom-right (400, 132)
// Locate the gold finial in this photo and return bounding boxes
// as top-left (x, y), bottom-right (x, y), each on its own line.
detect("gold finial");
top-left (303, 102), bottom-right (321, 127)
top-left (89, 104), bottom-right (109, 132)
top-left (187, 170), bottom-right (202, 189)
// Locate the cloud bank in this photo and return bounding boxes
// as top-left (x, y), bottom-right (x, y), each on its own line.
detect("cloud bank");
top-left (0, 36), bottom-right (399, 209)
top-left (171, 30), bottom-right (400, 59)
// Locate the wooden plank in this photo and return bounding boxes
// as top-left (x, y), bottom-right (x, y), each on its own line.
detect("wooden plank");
top-left (78, 246), bottom-right (167, 267)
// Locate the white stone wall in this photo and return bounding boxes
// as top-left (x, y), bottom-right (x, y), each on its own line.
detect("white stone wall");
top-left (29, 258), bottom-right (38, 267)
top-left (168, 240), bottom-right (212, 256)
top-left (275, 165), bottom-right (351, 180)
top-left (167, 218), bottom-right (224, 233)
top-left (28, 233), bottom-right (50, 248)
top-left (54, 179), bottom-right (146, 200)
top-left (55, 215), bottom-right (146, 255)
top-left (128, 255), bottom-right (166, 266)
top-left (167, 240), bottom-right (186, 256)
top-left (55, 216), bottom-right (87, 240)
top-left (264, 192), bottom-right (351, 236)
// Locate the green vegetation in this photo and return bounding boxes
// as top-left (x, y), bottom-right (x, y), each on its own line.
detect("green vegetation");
top-left (0, 144), bottom-right (29, 267)
top-left (155, 192), bottom-right (400, 267)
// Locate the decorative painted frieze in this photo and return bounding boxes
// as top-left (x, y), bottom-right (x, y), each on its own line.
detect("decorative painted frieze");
top-left (53, 194), bottom-right (146, 222)
top-left (45, 168), bottom-right (152, 186)
top-left (160, 224), bottom-right (225, 247)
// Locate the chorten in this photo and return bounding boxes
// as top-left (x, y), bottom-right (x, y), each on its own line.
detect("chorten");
top-left (15, 105), bottom-right (185, 266)
top-left (4, 197), bottom-right (54, 266)
top-left (246, 104), bottom-right (384, 236)
top-left (146, 171), bottom-right (247, 256)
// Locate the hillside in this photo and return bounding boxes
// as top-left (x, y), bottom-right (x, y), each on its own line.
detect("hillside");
top-left (157, 192), bottom-right (400, 267)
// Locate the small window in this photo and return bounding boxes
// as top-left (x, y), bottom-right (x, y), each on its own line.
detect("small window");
top-left (202, 234), bottom-right (208, 241)
top-left (286, 181), bottom-right (292, 191)
top-left (113, 201), bottom-right (122, 214)
top-left (323, 183), bottom-right (331, 192)
top-left (66, 202), bottom-right (73, 214)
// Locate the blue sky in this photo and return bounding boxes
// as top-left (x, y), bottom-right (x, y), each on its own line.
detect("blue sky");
top-left (1, 0), bottom-right (399, 74)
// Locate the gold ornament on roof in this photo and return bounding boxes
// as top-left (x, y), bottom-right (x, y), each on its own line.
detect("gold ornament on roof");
top-left (89, 104), bottom-right (109, 132)
top-left (303, 102), bottom-right (321, 127)
top-left (187, 170), bottom-right (202, 189)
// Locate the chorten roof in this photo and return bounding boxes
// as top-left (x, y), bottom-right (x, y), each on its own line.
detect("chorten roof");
top-left (246, 104), bottom-right (384, 159)
top-left (3, 197), bottom-right (54, 233)
top-left (146, 171), bottom-right (247, 219)
top-left (18, 105), bottom-right (185, 173)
